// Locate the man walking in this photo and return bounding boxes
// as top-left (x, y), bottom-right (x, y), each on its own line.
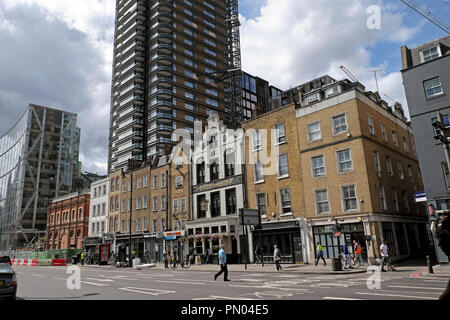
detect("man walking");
top-left (342, 241), bottom-right (352, 269)
top-left (205, 247), bottom-right (210, 264)
top-left (353, 240), bottom-right (362, 265)
top-left (214, 244), bottom-right (229, 281)
top-left (80, 251), bottom-right (85, 266)
top-left (380, 241), bottom-right (396, 272)
top-left (315, 242), bottom-right (326, 266)
top-left (273, 245), bottom-right (282, 271)
top-left (255, 246), bottom-right (264, 267)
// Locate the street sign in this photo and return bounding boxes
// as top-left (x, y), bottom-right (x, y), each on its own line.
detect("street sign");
top-left (414, 191), bottom-right (427, 203)
top-left (239, 209), bottom-right (261, 226)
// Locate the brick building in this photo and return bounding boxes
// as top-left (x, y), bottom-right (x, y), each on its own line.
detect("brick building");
top-left (243, 77), bottom-right (429, 264)
top-left (45, 190), bottom-right (91, 250)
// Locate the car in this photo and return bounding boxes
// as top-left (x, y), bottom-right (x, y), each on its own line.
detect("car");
top-left (0, 263), bottom-right (17, 300)
top-left (0, 256), bottom-right (11, 265)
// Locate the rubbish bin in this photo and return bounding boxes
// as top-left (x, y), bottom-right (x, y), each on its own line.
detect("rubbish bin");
top-left (331, 258), bottom-right (342, 271)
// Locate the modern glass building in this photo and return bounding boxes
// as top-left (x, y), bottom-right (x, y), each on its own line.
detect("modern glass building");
top-left (0, 104), bottom-right (80, 251)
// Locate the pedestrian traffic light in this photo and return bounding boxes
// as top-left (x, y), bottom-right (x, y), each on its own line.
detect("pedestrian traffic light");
top-left (432, 120), bottom-right (450, 144)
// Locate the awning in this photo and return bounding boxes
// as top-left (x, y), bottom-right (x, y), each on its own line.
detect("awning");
top-left (257, 221), bottom-right (299, 231)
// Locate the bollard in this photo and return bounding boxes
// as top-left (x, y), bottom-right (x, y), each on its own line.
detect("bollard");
top-left (426, 255), bottom-right (434, 274)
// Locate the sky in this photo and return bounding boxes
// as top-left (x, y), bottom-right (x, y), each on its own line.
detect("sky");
top-left (0, 0), bottom-right (449, 176)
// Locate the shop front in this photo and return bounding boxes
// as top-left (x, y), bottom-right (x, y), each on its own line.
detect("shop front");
top-left (251, 220), bottom-right (305, 264)
top-left (163, 230), bottom-right (186, 263)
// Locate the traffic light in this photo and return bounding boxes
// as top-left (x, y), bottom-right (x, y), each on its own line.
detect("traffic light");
top-left (432, 120), bottom-right (450, 144)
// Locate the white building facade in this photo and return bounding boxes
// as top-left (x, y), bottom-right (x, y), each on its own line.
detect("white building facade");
top-left (88, 177), bottom-right (110, 239)
top-left (187, 112), bottom-right (246, 263)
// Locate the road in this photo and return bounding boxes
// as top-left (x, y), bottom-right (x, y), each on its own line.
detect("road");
top-left (11, 264), bottom-right (448, 301)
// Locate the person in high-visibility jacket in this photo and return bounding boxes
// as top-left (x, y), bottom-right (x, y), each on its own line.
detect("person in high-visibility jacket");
top-left (353, 240), bottom-right (362, 265)
top-left (80, 252), bottom-right (85, 266)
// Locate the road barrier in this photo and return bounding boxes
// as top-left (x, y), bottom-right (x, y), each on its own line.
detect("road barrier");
top-left (10, 258), bottom-right (65, 267)
top-left (51, 259), bottom-right (66, 266)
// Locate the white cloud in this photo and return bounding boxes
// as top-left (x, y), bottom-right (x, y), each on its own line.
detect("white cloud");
top-left (240, 0), bottom-right (419, 118)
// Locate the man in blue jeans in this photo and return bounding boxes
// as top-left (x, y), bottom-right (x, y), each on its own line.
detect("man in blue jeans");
top-left (342, 241), bottom-right (353, 269)
top-left (214, 244), bottom-right (230, 281)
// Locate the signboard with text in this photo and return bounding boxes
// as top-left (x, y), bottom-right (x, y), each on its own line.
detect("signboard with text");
top-left (239, 209), bottom-right (261, 226)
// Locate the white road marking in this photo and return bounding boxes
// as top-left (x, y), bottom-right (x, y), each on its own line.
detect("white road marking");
top-left (323, 297), bottom-right (365, 300)
top-left (52, 277), bottom-right (66, 281)
top-left (81, 281), bottom-right (109, 287)
top-left (32, 274), bottom-right (45, 278)
top-left (355, 292), bottom-right (437, 300)
top-left (118, 287), bottom-right (175, 296)
top-left (154, 280), bottom-right (206, 285)
top-left (85, 278), bottom-right (113, 282)
top-left (387, 285), bottom-right (446, 291)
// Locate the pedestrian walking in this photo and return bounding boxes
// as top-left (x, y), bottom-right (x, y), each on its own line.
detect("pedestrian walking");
top-left (87, 250), bottom-right (91, 265)
top-left (353, 240), bottom-right (363, 265)
top-left (315, 242), bottom-right (326, 266)
top-left (163, 251), bottom-right (169, 268)
top-left (273, 245), bottom-right (282, 271)
top-left (255, 246), bottom-right (264, 266)
top-left (380, 241), bottom-right (396, 272)
top-left (80, 252), bottom-right (85, 266)
top-left (205, 247), bottom-right (210, 264)
top-left (214, 244), bottom-right (230, 281)
top-left (342, 241), bottom-right (352, 269)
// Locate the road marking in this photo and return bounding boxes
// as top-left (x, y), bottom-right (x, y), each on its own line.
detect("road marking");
top-left (387, 285), bottom-right (446, 291)
top-left (154, 280), bottom-right (206, 285)
top-left (85, 278), bottom-right (113, 282)
top-left (81, 281), bottom-right (109, 287)
top-left (118, 287), bottom-right (175, 296)
top-left (355, 292), bottom-right (437, 300)
top-left (32, 274), bottom-right (45, 278)
top-left (423, 279), bottom-right (449, 283)
top-left (52, 277), bottom-right (66, 281)
top-left (323, 297), bottom-right (365, 300)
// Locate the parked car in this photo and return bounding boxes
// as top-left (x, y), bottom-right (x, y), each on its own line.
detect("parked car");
top-left (0, 256), bottom-right (11, 265)
top-left (0, 263), bottom-right (17, 300)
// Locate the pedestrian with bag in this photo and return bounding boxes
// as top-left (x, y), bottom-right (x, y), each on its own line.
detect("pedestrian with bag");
top-left (273, 245), bottom-right (282, 271)
top-left (380, 241), bottom-right (396, 272)
top-left (315, 242), bottom-right (326, 266)
top-left (214, 244), bottom-right (230, 281)
top-left (353, 240), bottom-right (363, 265)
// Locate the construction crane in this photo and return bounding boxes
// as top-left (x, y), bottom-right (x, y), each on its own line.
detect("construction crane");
top-left (400, 0), bottom-right (450, 34)
top-left (339, 65), bottom-right (359, 83)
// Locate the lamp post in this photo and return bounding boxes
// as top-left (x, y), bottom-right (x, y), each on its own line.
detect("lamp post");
top-left (122, 170), bottom-right (133, 267)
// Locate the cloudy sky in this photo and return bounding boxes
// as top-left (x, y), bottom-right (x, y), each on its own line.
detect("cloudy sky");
top-left (0, 0), bottom-right (449, 175)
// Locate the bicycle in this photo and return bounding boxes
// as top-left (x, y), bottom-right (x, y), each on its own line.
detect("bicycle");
top-left (340, 254), bottom-right (362, 269)
top-left (171, 256), bottom-right (191, 269)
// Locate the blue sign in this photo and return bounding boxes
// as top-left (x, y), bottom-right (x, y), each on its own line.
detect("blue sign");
top-left (414, 191), bottom-right (427, 202)
top-left (164, 236), bottom-right (176, 241)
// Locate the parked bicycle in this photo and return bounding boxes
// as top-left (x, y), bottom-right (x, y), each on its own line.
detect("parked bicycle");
top-left (171, 256), bottom-right (191, 269)
top-left (340, 253), bottom-right (362, 269)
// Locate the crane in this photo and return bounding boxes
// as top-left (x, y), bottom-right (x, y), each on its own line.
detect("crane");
top-left (339, 65), bottom-right (359, 83)
top-left (400, 0), bottom-right (450, 34)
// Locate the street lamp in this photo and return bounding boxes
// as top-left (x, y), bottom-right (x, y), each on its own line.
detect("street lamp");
top-left (122, 169), bottom-right (133, 267)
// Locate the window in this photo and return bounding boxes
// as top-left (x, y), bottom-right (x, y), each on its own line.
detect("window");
top-left (153, 176), bottom-right (158, 189)
top-left (278, 154), bottom-right (289, 178)
top-left (386, 156), bottom-right (393, 176)
top-left (275, 122), bottom-right (286, 144)
top-left (197, 194), bottom-right (207, 219)
top-left (121, 200), bottom-right (125, 213)
top-left (136, 197), bottom-right (141, 210)
top-left (332, 114), bottom-right (347, 134)
top-left (153, 220), bottom-right (158, 233)
top-left (211, 192), bottom-right (221, 217)
top-left (392, 131), bottom-right (398, 146)
top-left (397, 161), bottom-right (404, 180)
top-left (342, 185), bottom-right (358, 211)
top-left (373, 150), bottom-right (381, 172)
top-left (315, 189), bottom-right (330, 214)
top-left (143, 195), bottom-right (148, 209)
top-left (161, 173), bottom-right (166, 187)
top-left (402, 191), bottom-right (410, 212)
top-left (174, 199), bottom-right (179, 214)
top-left (176, 176), bottom-right (183, 188)
top-left (252, 129), bottom-right (262, 151)
top-left (210, 161), bottom-right (219, 180)
top-left (420, 46), bottom-right (440, 62)
top-left (280, 188), bottom-right (292, 214)
top-left (256, 193), bottom-right (266, 217)
top-left (226, 189), bottom-right (237, 215)
top-left (392, 188), bottom-right (399, 211)
top-left (337, 149), bottom-right (353, 172)
top-left (307, 122), bottom-right (321, 142)
top-left (379, 184), bottom-right (387, 210)
top-left (121, 220), bottom-right (125, 233)
top-left (224, 150), bottom-right (235, 177)
top-left (197, 160), bottom-right (205, 183)
top-left (122, 181), bottom-right (126, 193)
top-left (381, 124), bottom-right (387, 141)
top-left (181, 197), bottom-right (186, 213)
top-left (153, 197), bottom-right (158, 212)
top-left (137, 177), bottom-right (142, 189)
top-left (312, 155), bottom-right (326, 177)
top-left (143, 175), bottom-right (148, 188)
top-left (424, 77), bottom-right (443, 98)
top-left (368, 117), bottom-right (375, 135)
top-left (254, 160), bottom-right (264, 182)
top-left (408, 165), bottom-right (414, 182)
top-left (403, 137), bottom-right (409, 153)
top-left (136, 218), bottom-right (141, 231)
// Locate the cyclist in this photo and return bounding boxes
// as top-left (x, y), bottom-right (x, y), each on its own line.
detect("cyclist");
top-left (353, 240), bottom-right (362, 266)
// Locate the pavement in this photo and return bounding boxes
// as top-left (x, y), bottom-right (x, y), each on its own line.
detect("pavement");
top-left (74, 259), bottom-right (450, 276)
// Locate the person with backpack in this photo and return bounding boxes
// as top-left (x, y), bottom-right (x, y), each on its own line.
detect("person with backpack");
top-left (255, 246), bottom-right (264, 267)
top-left (273, 245), bottom-right (282, 271)
top-left (315, 242), bottom-right (326, 266)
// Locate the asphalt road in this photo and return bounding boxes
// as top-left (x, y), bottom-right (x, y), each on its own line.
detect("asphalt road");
top-left (11, 265), bottom-right (448, 301)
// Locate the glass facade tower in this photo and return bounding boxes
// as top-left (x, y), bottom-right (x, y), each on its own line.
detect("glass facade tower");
top-left (0, 104), bottom-right (80, 251)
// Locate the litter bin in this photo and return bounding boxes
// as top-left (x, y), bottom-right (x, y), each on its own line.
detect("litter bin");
top-left (331, 258), bottom-right (342, 271)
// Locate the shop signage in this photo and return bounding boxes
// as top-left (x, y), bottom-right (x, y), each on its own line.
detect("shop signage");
top-left (239, 209), bottom-right (261, 226)
top-left (193, 175), bottom-right (243, 194)
top-left (414, 191), bottom-right (427, 203)
top-left (164, 231), bottom-right (185, 237)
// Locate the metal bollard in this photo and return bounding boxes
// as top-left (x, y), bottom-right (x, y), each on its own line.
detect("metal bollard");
top-left (426, 255), bottom-right (434, 274)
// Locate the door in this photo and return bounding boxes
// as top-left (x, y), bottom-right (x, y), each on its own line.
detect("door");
top-left (293, 237), bottom-right (303, 263)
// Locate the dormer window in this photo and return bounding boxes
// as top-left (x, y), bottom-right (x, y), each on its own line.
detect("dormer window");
top-left (307, 92), bottom-right (320, 104)
top-left (420, 46), bottom-right (441, 63)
